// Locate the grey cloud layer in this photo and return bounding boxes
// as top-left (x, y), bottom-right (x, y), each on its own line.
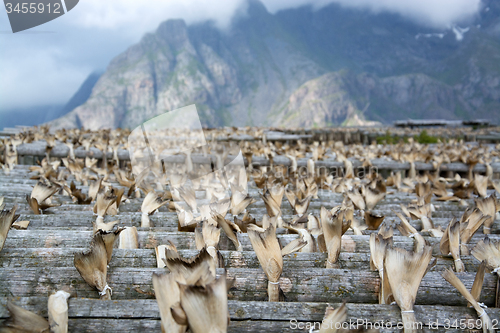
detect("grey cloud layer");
top-left (0, 0), bottom-right (482, 110)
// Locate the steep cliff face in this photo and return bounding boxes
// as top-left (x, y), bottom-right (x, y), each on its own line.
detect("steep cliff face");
top-left (53, 2), bottom-right (324, 129)
top-left (374, 74), bottom-right (465, 122)
top-left (53, 20), bottom-right (242, 129)
top-left (51, 0), bottom-right (500, 129)
top-left (275, 71), bottom-right (468, 127)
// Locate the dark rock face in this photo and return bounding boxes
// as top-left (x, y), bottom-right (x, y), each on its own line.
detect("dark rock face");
top-left (52, 0), bottom-right (500, 129)
top-left (275, 71), bottom-right (468, 127)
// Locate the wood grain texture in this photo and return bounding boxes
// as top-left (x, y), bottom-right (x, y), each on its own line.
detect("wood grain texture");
top-left (2, 229), bottom-right (498, 253)
top-left (0, 267), bottom-right (495, 305)
top-left (1, 160), bottom-right (499, 332)
top-left (12, 141), bottom-right (500, 172)
top-left (0, 247), bottom-right (485, 272)
top-left (0, 299), bottom-right (497, 332)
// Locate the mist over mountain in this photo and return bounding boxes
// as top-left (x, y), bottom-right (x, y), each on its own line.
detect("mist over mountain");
top-left (51, 0), bottom-right (500, 129)
top-left (0, 71), bottom-right (101, 129)
top-left (0, 104), bottom-right (63, 128)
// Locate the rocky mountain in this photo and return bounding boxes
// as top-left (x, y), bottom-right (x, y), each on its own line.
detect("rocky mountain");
top-left (275, 71), bottom-right (468, 127)
top-left (57, 72), bottom-right (102, 119)
top-left (52, 0), bottom-right (500, 129)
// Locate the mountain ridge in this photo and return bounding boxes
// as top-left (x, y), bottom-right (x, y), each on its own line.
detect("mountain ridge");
top-left (51, 0), bottom-right (500, 129)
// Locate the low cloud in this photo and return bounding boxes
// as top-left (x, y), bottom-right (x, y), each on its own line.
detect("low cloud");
top-left (0, 45), bottom-right (89, 110)
top-left (0, 0), bottom-right (248, 110)
top-left (57, 0), bottom-right (484, 35)
top-left (0, 0), bottom-right (484, 111)
top-left (262, 0), bottom-right (482, 28)
top-left (67, 0), bottom-right (247, 39)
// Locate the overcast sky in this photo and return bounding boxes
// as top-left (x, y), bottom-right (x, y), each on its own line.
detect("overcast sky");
top-left (0, 0), bottom-right (483, 111)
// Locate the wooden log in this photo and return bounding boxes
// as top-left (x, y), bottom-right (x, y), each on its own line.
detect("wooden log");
top-left (6, 210), bottom-right (476, 225)
top-left (1, 197), bottom-right (484, 224)
top-left (213, 133), bottom-right (313, 142)
top-left (0, 213), bottom-right (476, 235)
top-left (0, 199), bottom-right (495, 235)
top-left (0, 189), bottom-right (479, 218)
top-left (0, 184), bottom-right (481, 213)
top-left (1, 190), bottom-right (478, 217)
top-left (11, 142), bottom-right (500, 172)
top-left (0, 298), bottom-right (498, 332)
top-left (3, 230), bottom-right (499, 253)
top-left (10, 198), bottom-right (471, 213)
top-left (0, 315), bottom-right (482, 332)
top-left (0, 192), bottom-right (473, 213)
top-left (0, 268), bottom-right (495, 306)
top-left (4, 211), bottom-right (484, 232)
top-left (16, 143), bottom-right (131, 160)
top-left (252, 157), bottom-right (500, 173)
top-left (2, 201), bottom-right (483, 226)
top-left (0, 248), bottom-right (483, 272)
top-left (0, 221), bottom-right (484, 239)
top-left (0, 201), bottom-right (485, 227)
top-left (394, 119), bottom-right (491, 128)
top-left (476, 134), bottom-right (500, 142)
